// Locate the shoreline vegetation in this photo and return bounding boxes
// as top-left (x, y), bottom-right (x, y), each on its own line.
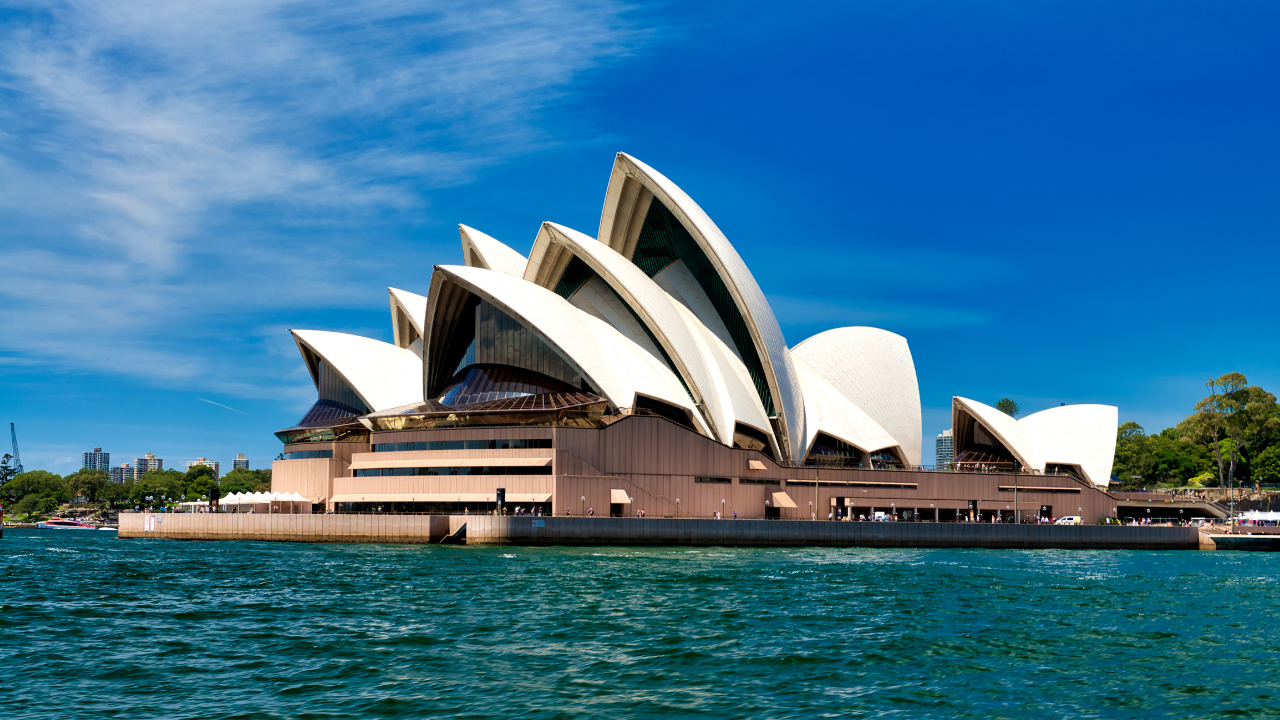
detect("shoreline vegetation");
top-left (0, 461), bottom-right (270, 524)
top-left (1111, 373), bottom-right (1279, 493)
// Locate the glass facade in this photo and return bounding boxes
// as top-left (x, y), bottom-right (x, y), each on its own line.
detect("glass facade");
top-left (439, 365), bottom-right (575, 407)
top-left (441, 300), bottom-right (586, 396)
top-left (375, 439), bottom-right (553, 452)
top-left (354, 465), bottom-right (553, 477)
top-left (629, 198), bottom-right (777, 417)
top-left (694, 477), bottom-right (731, 484)
top-left (319, 360), bottom-right (370, 415)
top-left (283, 450), bottom-right (334, 460)
top-left (805, 434), bottom-right (864, 468)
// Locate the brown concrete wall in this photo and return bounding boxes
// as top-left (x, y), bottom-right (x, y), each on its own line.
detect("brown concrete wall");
top-left (117, 513), bottom-right (1198, 549)
top-left (118, 512), bottom-right (451, 543)
top-left (551, 417), bottom-right (1116, 522)
top-left (466, 516), bottom-right (1199, 550)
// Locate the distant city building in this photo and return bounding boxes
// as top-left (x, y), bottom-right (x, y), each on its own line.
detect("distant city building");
top-left (134, 453), bottom-right (163, 476)
top-left (110, 463), bottom-right (133, 483)
top-left (82, 447), bottom-right (110, 472)
top-left (935, 429), bottom-right (954, 469)
top-left (233, 453), bottom-right (249, 471)
top-left (186, 457), bottom-right (221, 478)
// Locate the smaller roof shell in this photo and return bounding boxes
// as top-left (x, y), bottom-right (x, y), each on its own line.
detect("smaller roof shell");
top-left (459, 225), bottom-right (528, 277)
top-left (1020, 404), bottom-right (1118, 487)
top-left (291, 329), bottom-right (424, 412)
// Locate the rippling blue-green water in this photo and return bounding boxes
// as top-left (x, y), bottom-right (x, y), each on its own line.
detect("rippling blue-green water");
top-left (4, 529), bottom-right (1278, 719)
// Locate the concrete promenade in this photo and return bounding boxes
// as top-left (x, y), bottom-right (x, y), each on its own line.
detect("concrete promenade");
top-left (118, 513), bottom-right (1198, 550)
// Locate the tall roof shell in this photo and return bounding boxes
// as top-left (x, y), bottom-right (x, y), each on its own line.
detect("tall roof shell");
top-left (1020, 404), bottom-right (1118, 487)
top-left (424, 264), bottom-right (706, 434)
top-left (525, 221), bottom-right (769, 446)
top-left (595, 153), bottom-right (807, 462)
top-left (290, 330), bottom-right (424, 412)
top-left (459, 225), bottom-right (528, 277)
top-left (791, 327), bottom-right (923, 466)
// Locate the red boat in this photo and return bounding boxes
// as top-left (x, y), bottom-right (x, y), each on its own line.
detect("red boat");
top-left (37, 518), bottom-right (97, 530)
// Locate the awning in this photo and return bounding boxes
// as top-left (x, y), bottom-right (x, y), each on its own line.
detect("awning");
top-left (748, 460), bottom-right (766, 471)
top-left (348, 457), bottom-right (552, 470)
top-left (330, 493), bottom-right (552, 503)
top-left (610, 489), bottom-right (632, 504)
top-left (771, 491), bottom-right (798, 508)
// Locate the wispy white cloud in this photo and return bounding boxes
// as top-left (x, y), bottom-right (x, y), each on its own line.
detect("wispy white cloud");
top-left (0, 0), bottom-right (638, 398)
top-left (769, 294), bottom-right (990, 333)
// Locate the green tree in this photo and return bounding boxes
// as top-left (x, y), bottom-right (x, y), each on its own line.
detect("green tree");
top-left (995, 398), bottom-right (1020, 417)
top-left (219, 469), bottom-right (259, 495)
top-left (99, 480), bottom-right (128, 509)
top-left (1, 470), bottom-right (67, 506)
top-left (185, 472), bottom-right (220, 501)
top-left (129, 470), bottom-right (187, 509)
top-left (1254, 445), bottom-right (1280, 484)
top-left (1113, 422), bottom-right (1150, 489)
top-left (66, 469), bottom-right (110, 503)
top-left (0, 453), bottom-right (17, 485)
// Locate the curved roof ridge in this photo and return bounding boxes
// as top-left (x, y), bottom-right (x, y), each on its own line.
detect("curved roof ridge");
top-left (524, 221), bottom-right (738, 444)
top-left (792, 354), bottom-right (903, 458)
top-left (952, 397), bottom-right (1044, 471)
top-left (425, 264), bottom-right (709, 439)
top-left (388, 287), bottom-right (428, 354)
top-left (790, 326), bottom-right (922, 466)
top-left (1020, 404), bottom-right (1118, 486)
top-left (290, 329), bottom-right (424, 412)
top-left (596, 152), bottom-right (807, 462)
top-left (459, 225), bottom-right (528, 277)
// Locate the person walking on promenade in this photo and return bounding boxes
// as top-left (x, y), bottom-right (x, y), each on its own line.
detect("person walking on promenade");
top-left (733, 510), bottom-right (737, 520)
top-left (588, 507), bottom-right (594, 517)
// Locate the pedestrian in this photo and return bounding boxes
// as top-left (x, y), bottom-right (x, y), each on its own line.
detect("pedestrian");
top-left (733, 510), bottom-right (737, 520)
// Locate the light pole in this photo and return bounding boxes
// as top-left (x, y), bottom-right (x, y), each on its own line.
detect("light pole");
top-left (764, 498), bottom-right (770, 520)
top-left (891, 502), bottom-right (895, 521)
top-left (930, 504), bottom-right (935, 523)
top-left (721, 498), bottom-right (725, 520)
top-left (809, 500), bottom-right (813, 521)
top-left (676, 498), bottom-right (680, 518)
top-left (630, 496), bottom-right (634, 517)
top-left (581, 496), bottom-right (585, 516)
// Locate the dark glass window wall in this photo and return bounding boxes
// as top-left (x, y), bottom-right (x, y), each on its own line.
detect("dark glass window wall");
top-left (354, 466), bottom-right (553, 477)
top-left (374, 439), bottom-right (553, 452)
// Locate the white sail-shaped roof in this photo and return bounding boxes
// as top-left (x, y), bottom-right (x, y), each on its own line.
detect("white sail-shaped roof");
top-left (290, 330), bottom-right (424, 412)
top-left (388, 287), bottom-right (428, 356)
top-left (525, 221), bottom-right (771, 447)
top-left (953, 396), bottom-right (1045, 472)
top-left (1020, 404), bottom-right (1118, 487)
top-left (425, 264), bottom-right (708, 435)
top-left (790, 327), bottom-right (922, 466)
top-left (595, 153), bottom-right (807, 463)
top-left (459, 225), bottom-right (528, 277)
top-left (792, 355), bottom-right (903, 458)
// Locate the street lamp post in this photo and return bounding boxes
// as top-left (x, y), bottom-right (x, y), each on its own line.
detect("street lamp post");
top-left (676, 498), bottom-right (680, 518)
top-left (930, 503), bottom-right (935, 523)
top-left (721, 498), bottom-right (725, 520)
top-left (581, 496), bottom-right (585, 516)
top-left (809, 501), bottom-right (813, 521)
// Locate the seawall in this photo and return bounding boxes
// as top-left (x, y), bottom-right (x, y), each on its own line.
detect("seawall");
top-left (118, 513), bottom-right (1198, 550)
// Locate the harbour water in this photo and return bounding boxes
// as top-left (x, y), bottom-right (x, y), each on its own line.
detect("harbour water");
top-left (4, 529), bottom-right (1278, 718)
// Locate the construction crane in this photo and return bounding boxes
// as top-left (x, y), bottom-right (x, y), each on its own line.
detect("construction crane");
top-left (9, 423), bottom-right (22, 474)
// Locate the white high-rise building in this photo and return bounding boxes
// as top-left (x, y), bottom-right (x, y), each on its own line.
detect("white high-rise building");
top-left (134, 453), bottom-right (163, 475)
top-left (233, 453), bottom-right (249, 471)
top-left (82, 447), bottom-right (110, 472)
top-left (186, 457), bottom-right (221, 478)
top-left (110, 463), bottom-right (133, 483)
top-left (935, 429), bottom-right (954, 469)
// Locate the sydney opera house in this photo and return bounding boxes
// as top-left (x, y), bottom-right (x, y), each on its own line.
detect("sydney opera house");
top-left (272, 153), bottom-right (1120, 522)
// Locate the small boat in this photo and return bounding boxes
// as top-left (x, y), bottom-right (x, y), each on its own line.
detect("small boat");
top-left (36, 518), bottom-right (98, 530)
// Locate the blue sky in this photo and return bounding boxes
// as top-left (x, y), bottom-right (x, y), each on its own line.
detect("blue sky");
top-left (2, 0), bottom-right (1277, 475)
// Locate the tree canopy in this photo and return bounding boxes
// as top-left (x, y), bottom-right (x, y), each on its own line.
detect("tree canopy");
top-left (1115, 374), bottom-right (1279, 489)
top-left (995, 398), bottom-right (1020, 417)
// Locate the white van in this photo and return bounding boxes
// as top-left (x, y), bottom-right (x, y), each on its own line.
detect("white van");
top-left (1055, 516), bottom-right (1082, 525)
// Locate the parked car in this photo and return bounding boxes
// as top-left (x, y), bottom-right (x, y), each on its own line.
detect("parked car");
top-left (1055, 516), bottom-right (1082, 525)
